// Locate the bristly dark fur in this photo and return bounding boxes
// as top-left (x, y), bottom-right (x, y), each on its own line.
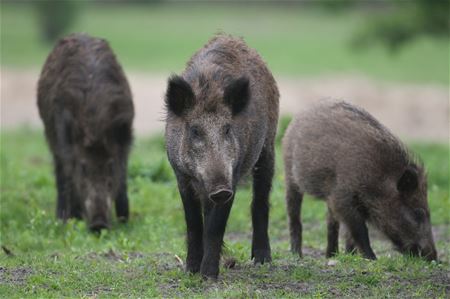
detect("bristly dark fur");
top-left (283, 100), bottom-right (437, 261)
top-left (37, 33), bottom-right (134, 231)
top-left (165, 33), bottom-right (279, 279)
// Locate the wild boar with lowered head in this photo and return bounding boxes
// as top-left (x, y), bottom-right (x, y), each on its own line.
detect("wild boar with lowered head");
top-left (37, 33), bottom-right (134, 231)
top-left (165, 34), bottom-right (279, 279)
top-left (283, 100), bottom-right (437, 261)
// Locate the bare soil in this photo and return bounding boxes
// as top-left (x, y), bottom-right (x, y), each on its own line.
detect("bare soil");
top-left (0, 266), bottom-right (32, 286)
top-left (1, 68), bottom-right (448, 142)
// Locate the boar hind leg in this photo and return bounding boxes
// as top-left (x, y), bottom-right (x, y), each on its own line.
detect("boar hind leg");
top-left (115, 179), bottom-right (129, 222)
top-left (344, 227), bottom-right (356, 254)
top-left (178, 176), bottom-right (203, 274)
top-left (286, 184), bottom-right (303, 257)
top-left (325, 206), bottom-right (340, 258)
top-left (251, 144), bottom-right (274, 264)
top-left (201, 200), bottom-right (233, 279)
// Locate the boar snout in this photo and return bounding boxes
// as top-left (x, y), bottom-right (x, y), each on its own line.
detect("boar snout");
top-left (88, 208), bottom-right (111, 232)
top-left (209, 188), bottom-right (234, 205)
top-left (404, 243), bottom-right (437, 262)
top-left (203, 167), bottom-right (234, 204)
top-left (421, 246), bottom-right (438, 261)
top-left (89, 215), bottom-right (110, 232)
top-left (85, 195), bottom-right (112, 232)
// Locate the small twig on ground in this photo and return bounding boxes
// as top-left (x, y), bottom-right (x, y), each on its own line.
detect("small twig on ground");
top-left (174, 254), bottom-right (184, 267)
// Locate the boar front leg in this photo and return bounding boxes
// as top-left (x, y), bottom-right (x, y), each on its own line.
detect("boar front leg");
top-left (346, 219), bottom-right (376, 259)
top-left (341, 212), bottom-right (376, 259)
top-left (177, 176), bottom-right (203, 274)
top-left (333, 194), bottom-right (376, 260)
top-left (54, 157), bottom-right (81, 219)
top-left (115, 179), bottom-right (129, 222)
top-left (55, 158), bottom-right (69, 220)
top-left (201, 199), bottom-right (233, 280)
top-left (251, 144), bottom-right (273, 264)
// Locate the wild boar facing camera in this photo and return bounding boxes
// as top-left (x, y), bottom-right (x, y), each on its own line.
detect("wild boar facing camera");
top-left (165, 34), bottom-right (279, 279)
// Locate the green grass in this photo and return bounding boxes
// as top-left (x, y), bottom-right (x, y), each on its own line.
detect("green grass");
top-left (1, 126), bottom-right (449, 298)
top-left (1, 3), bottom-right (449, 84)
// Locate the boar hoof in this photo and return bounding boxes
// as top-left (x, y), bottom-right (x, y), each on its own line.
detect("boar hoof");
top-left (252, 249), bottom-right (272, 264)
top-left (325, 249), bottom-right (338, 258)
top-left (117, 216), bottom-right (128, 223)
top-left (363, 253), bottom-right (377, 260)
top-left (186, 263), bottom-right (201, 274)
top-left (200, 260), bottom-right (219, 280)
top-left (290, 244), bottom-right (302, 258)
top-left (200, 269), bottom-right (219, 281)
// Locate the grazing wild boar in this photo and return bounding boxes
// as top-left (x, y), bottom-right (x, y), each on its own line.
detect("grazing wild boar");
top-left (37, 33), bottom-right (134, 231)
top-left (283, 101), bottom-right (437, 261)
top-left (165, 34), bottom-right (279, 279)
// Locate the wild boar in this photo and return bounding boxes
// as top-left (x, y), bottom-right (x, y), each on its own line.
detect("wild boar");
top-left (37, 33), bottom-right (134, 231)
top-left (165, 34), bottom-right (279, 279)
top-left (283, 100), bottom-right (437, 261)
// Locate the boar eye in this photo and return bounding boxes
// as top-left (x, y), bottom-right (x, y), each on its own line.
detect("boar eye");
top-left (190, 126), bottom-right (201, 138)
top-left (81, 162), bottom-right (87, 175)
top-left (224, 124), bottom-right (231, 136)
top-left (106, 178), bottom-right (113, 190)
top-left (413, 208), bottom-right (426, 223)
top-left (107, 161), bottom-right (113, 173)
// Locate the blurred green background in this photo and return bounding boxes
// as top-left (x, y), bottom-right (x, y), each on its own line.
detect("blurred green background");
top-left (1, 0), bottom-right (448, 84)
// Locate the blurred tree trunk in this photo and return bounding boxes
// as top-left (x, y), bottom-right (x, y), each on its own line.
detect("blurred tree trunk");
top-left (35, 0), bottom-right (81, 43)
top-left (352, 0), bottom-right (449, 52)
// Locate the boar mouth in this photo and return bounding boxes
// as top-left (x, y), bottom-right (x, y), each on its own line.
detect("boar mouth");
top-left (84, 195), bottom-right (113, 232)
top-left (401, 244), bottom-right (437, 261)
top-left (208, 188), bottom-right (234, 205)
top-left (89, 219), bottom-right (110, 232)
top-left (418, 246), bottom-right (438, 261)
top-left (407, 244), bottom-right (421, 257)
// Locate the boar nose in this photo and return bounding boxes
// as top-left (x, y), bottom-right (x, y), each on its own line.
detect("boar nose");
top-left (421, 247), bottom-right (438, 262)
top-left (89, 215), bottom-right (109, 232)
top-left (209, 189), bottom-right (234, 204)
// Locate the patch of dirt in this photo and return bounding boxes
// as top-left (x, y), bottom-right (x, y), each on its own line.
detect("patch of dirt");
top-left (1, 68), bottom-right (448, 142)
top-left (86, 286), bottom-right (114, 298)
top-left (219, 258), bottom-right (450, 296)
top-left (82, 249), bottom-right (146, 262)
top-left (0, 266), bottom-right (32, 285)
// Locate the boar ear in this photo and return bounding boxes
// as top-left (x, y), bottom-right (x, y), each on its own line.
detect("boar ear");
top-left (224, 76), bottom-right (250, 115)
top-left (55, 110), bottom-right (75, 160)
top-left (165, 75), bottom-right (195, 116)
top-left (110, 121), bottom-right (132, 145)
top-left (397, 167), bottom-right (418, 193)
top-left (109, 103), bottom-right (133, 145)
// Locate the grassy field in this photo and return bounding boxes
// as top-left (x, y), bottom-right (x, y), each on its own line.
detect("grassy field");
top-left (0, 124), bottom-right (449, 297)
top-left (1, 3), bottom-right (449, 84)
